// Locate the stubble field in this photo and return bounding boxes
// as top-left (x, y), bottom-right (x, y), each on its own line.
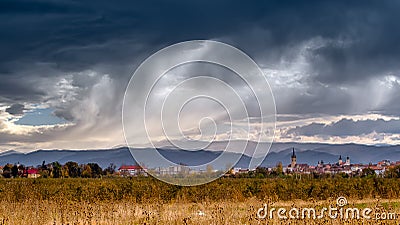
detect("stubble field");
top-left (1, 177), bottom-right (400, 224)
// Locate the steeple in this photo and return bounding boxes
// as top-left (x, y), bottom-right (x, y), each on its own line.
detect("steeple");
top-left (291, 148), bottom-right (297, 168)
top-left (345, 156), bottom-right (350, 165)
top-left (338, 155), bottom-right (343, 165)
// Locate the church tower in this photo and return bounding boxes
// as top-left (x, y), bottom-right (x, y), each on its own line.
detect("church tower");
top-left (338, 155), bottom-right (343, 165)
top-left (345, 156), bottom-right (350, 165)
top-left (291, 148), bottom-right (297, 168)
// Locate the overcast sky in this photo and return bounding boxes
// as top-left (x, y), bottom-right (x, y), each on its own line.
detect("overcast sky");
top-left (1, 0), bottom-right (400, 151)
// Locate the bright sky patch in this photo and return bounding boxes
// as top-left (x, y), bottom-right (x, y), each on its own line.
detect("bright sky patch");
top-left (15, 108), bottom-right (67, 126)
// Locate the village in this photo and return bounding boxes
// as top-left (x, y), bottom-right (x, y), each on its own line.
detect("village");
top-left (230, 148), bottom-right (398, 177)
top-left (0, 148), bottom-right (399, 178)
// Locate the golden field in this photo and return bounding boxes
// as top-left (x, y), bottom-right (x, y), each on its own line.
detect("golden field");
top-left (1, 177), bottom-right (400, 224)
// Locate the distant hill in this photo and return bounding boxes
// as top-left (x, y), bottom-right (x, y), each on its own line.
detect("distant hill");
top-left (1, 142), bottom-right (400, 169)
top-left (0, 148), bottom-right (251, 169)
top-left (155, 141), bottom-right (400, 166)
top-left (0, 148), bottom-right (136, 168)
top-left (260, 142), bottom-right (400, 167)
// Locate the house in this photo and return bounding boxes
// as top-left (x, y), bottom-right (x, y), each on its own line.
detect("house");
top-left (378, 160), bottom-right (391, 167)
top-left (25, 168), bottom-right (40, 178)
top-left (368, 165), bottom-right (386, 176)
top-left (231, 167), bottom-right (248, 174)
top-left (156, 164), bottom-right (189, 175)
top-left (118, 165), bottom-right (147, 176)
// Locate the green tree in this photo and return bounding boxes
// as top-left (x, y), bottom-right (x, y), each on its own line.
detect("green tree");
top-left (52, 161), bottom-right (62, 178)
top-left (65, 161), bottom-right (80, 178)
top-left (362, 168), bottom-right (376, 178)
top-left (104, 163), bottom-right (116, 175)
top-left (17, 164), bottom-right (25, 177)
top-left (255, 167), bottom-right (269, 177)
top-left (62, 165), bottom-right (69, 178)
top-left (88, 163), bottom-right (102, 178)
top-left (81, 164), bottom-right (92, 178)
top-left (384, 165), bottom-right (400, 178)
top-left (270, 162), bottom-right (284, 177)
top-left (39, 160), bottom-right (50, 178)
top-left (2, 164), bottom-right (12, 178)
top-left (11, 164), bottom-right (19, 178)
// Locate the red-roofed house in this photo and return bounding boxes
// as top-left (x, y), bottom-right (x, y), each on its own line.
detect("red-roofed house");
top-left (368, 165), bottom-right (386, 175)
top-left (24, 168), bottom-right (40, 178)
top-left (118, 165), bottom-right (147, 176)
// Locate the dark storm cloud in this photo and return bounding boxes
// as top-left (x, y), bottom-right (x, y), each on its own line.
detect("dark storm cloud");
top-left (276, 83), bottom-right (354, 115)
top-left (1, 0), bottom-right (400, 149)
top-left (0, 77), bottom-right (46, 103)
top-left (5, 103), bottom-right (25, 115)
top-left (2, 0), bottom-right (399, 74)
top-left (287, 119), bottom-right (400, 137)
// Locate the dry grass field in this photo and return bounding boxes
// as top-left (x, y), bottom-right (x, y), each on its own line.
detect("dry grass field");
top-left (1, 198), bottom-right (400, 224)
top-left (1, 178), bottom-right (400, 224)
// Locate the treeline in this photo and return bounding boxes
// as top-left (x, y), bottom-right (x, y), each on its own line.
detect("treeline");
top-left (1, 161), bottom-right (117, 178)
top-left (4, 161), bottom-right (400, 179)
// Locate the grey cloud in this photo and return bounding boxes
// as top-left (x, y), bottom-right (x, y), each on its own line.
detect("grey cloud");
top-left (287, 118), bottom-right (400, 137)
top-left (5, 103), bottom-right (25, 115)
top-left (0, 76), bottom-right (46, 103)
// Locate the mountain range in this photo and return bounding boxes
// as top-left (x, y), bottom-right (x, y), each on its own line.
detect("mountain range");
top-left (1, 142), bottom-right (400, 169)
